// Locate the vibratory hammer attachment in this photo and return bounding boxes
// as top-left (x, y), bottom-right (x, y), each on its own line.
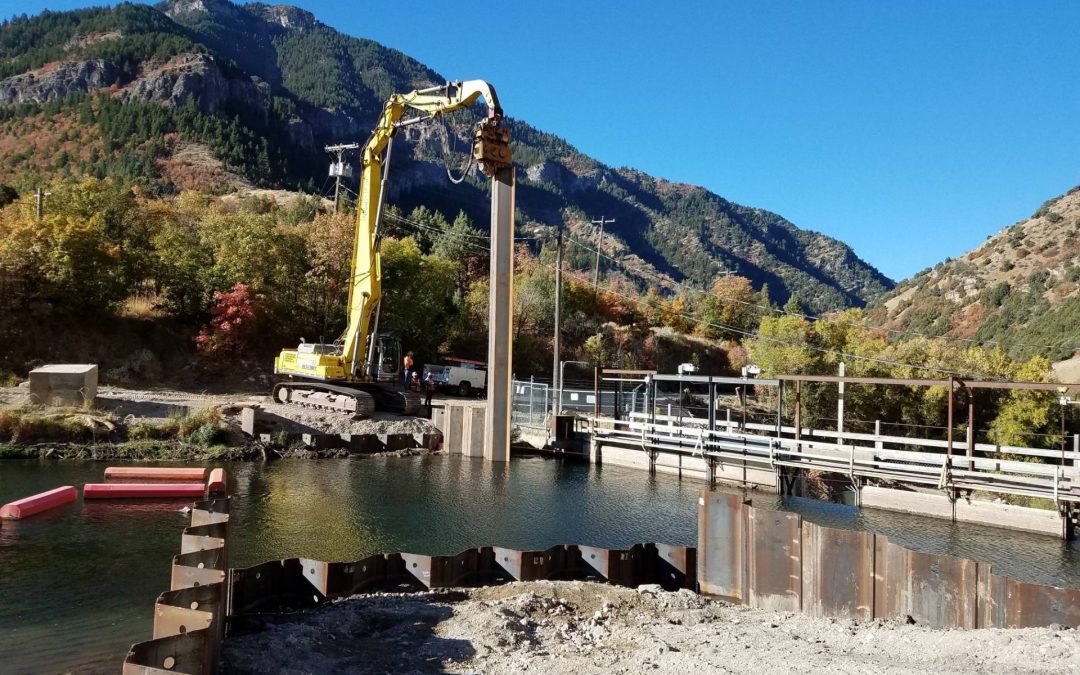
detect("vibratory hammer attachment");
top-left (473, 119), bottom-right (512, 177)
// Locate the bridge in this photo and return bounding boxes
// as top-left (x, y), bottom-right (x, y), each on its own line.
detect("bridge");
top-left (585, 369), bottom-right (1080, 539)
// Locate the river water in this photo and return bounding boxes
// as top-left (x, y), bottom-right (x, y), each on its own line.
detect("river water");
top-left (1, 455), bottom-right (1078, 673)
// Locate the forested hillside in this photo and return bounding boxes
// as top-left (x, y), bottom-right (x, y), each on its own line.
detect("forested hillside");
top-left (869, 186), bottom-right (1080, 362)
top-left (0, 0), bottom-right (892, 312)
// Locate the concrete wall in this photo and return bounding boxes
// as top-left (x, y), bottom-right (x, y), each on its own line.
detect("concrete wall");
top-left (594, 442), bottom-right (776, 488)
top-left (438, 402), bottom-right (489, 458)
top-left (861, 486), bottom-right (1065, 538)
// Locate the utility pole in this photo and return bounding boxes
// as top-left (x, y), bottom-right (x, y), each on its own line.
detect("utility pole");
top-left (35, 188), bottom-right (48, 220)
top-left (326, 142), bottom-right (360, 214)
top-left (552, 221), bottom-right (564, 418)
top-left (591, 216), bottom-right (614, 289)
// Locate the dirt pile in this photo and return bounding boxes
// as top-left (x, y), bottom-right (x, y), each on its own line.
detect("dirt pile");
top-left (221, 581), bottom-right (1079, 674)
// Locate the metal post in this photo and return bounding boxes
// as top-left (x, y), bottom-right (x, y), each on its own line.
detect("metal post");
top-left (552, 222), bottom-right (563, 417)
top-left (837, 362), bottom-right (845, 447)
top-left (1059, 394), bottom-right (1067, 467)
top-left (776, 380), bottom-right (783, 437)
top-left (946, 377), bottom-right (955, 489)
top-left (874, 420), bottom-right (883, 450)
top-left (708, 380), bottom-right (716, 433)
top-left (967, 387), bottom-right (975, 471)
top-left (1073, 433), bottom-right (1078, 468)
top-left (483, 166), bottom-right (515, 463)
top-left (528, 375), bottom-right (534, 424)
top-left (35, 187), bottom-right (43, 220)
top-left (593, 367), bottom-right (600, 417)
top-left (794, 381), bottom-right (802, 461)
top-left (738, 386), bottom-right (746, 432)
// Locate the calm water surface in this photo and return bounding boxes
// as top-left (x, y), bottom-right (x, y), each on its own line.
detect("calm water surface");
top-left (1, 455), bottom-right (1078, 673)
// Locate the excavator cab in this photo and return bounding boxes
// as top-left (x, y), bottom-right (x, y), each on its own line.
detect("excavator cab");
top-left (369, 333), bottom-right (402, 382)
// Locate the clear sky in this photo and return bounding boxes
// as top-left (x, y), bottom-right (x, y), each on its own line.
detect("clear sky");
top-left (7, 1), bottom-right (1080, 281)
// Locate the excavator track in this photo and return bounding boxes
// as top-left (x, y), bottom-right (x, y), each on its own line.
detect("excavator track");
top-left (271, 381), bottom-right (421, 418)
top-left (272, 382), bottom-right (376, 419)
top-left (364, 385), bottom-right (422, 416)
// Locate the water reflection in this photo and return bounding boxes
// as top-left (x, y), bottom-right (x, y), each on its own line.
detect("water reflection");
top-left (0, 455), bottom-right (1078, 674)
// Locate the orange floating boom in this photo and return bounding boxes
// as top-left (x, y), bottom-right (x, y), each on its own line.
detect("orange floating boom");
top-left (83, 483), bottom-right (206, 499)
top-left (104, 467), bottom-right (208, 481)
top-left (207, 468), bottom-right (226, 495)
top-left (0, 486), bottom-right (78, 519)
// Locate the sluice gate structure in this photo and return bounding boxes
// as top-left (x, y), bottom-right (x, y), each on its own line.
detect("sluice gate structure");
top-left (588, 370), bottom-right (1080, 539)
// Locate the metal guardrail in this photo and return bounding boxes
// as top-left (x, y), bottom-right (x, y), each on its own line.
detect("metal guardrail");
top-left (590, 414), bottom-right (1080, 504)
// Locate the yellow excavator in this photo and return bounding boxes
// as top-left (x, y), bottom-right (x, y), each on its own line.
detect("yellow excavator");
top-left (272, 81), bottom-right (512, 418)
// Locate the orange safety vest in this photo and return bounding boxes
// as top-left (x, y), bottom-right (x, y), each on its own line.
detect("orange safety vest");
top-left (403, 355), bottom-right (413, 370)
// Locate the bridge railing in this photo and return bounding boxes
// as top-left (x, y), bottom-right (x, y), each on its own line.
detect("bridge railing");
top-left (589, 412), bottom-right (1079, 504)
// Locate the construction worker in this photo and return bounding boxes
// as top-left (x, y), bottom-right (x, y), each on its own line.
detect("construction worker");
top-left (424, 370), bottom-right (436, 408)
top-left (410, 371), bottom-right (421, 393)
top-left (403, 351), bottom-right (414, 390)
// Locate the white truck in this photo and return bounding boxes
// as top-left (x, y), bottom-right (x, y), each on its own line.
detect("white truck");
top-left (424, 358), bottom-right (488, 397)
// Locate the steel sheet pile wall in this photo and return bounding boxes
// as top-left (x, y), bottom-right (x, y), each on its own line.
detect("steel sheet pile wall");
top-left (228, 543), bottom-right (697, 618)
top-left (698, 491), bottom-right (1080, 628)
top-left (122, 497), bottom-right (230, 675)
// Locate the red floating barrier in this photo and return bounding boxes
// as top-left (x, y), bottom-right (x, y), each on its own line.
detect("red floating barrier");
top-left (0, 486), bottom-right (78, 519)
top-left (83, 483), bottom-right (206, 499)
top-left (104, 467), bottom-right (207, 481)
top-left (206, 468), bottom-right (226, 495)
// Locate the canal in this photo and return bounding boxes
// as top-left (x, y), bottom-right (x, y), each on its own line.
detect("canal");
top-left (1, 455), bottom-right (1079, 673)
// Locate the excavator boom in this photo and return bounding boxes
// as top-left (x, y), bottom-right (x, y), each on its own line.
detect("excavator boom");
top-left (273, 81), bottom-right (512, 418)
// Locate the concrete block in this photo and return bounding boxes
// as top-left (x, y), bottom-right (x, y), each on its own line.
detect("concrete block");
top-left (241, 407), bottom-right (259, 436)
top-left (462, 406), bottom-right (486, 458)
top-left (446, 405), bottom-right (465, 455)
top-left (29, 364), bottom-right (97, 407)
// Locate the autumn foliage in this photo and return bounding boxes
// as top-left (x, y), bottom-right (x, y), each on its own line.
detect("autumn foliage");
top-left (195, 283), bottom-right (261, 358)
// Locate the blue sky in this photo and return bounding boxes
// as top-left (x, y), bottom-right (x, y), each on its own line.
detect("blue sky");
top-left (7, 1), bottom-right (1080, 281)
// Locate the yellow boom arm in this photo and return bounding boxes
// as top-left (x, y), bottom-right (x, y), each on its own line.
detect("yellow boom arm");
top-left (339, 81), bottom-right (511, 378)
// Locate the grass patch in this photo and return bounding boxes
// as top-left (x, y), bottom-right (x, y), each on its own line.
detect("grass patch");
top-left (0, 443), bottom-right (36, 458)
top-left (0, 408), bottom-right (115, 444)
top-left (126, 408), bottom-right (231, 447)
top-left (127, 417), bottom-right (181, 440)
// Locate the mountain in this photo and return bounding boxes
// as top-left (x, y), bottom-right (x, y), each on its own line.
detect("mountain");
top-left (0, 0), bottom-right (893, 312)
top-left (869, 186), bottom-right (1080, 361)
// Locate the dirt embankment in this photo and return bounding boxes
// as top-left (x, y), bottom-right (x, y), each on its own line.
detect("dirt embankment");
top-left (0, 384), bottom-right (440, 460)
top-left (221, 581), bottom-right (1079, 674)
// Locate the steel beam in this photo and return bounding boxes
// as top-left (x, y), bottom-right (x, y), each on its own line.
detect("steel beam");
top-left (484, 166), bottom-right (514, 462)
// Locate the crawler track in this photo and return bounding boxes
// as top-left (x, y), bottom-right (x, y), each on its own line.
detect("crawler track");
top-left (271, 381), bottom-right (420, 418)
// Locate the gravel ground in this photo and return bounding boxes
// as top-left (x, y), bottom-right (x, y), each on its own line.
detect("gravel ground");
top-left (0, 385), bottom-right (440, 436)
top-left (221, 581), bottom-right (1079, 674)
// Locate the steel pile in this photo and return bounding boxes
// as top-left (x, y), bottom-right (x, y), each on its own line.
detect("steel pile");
top-left (699, 491), bottom-right (1080, 628)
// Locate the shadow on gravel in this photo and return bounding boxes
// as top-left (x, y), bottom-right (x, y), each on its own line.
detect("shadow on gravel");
top-left (95, 396), bottom-right (189, 419)
top-left (221, 591), bottom-right (476, 674)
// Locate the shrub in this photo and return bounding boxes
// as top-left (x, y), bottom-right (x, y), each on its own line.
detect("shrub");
top-left (194, 283), bottom-right (262, 358)
top-left (187, 422), bottom-right (230, 447)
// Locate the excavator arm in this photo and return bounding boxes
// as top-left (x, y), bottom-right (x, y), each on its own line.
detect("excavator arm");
top-left (340, 80), bottom-right (511, 378)
top-left (273, 80), bottom-right (511, 417)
